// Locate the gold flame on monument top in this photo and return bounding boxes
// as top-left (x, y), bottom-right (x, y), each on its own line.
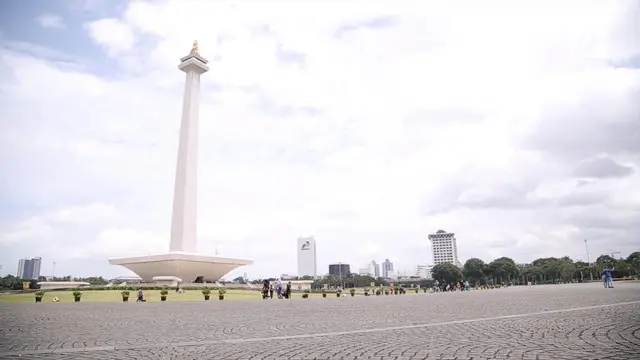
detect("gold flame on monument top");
top-left (190, 40), bottom-right (199, 55)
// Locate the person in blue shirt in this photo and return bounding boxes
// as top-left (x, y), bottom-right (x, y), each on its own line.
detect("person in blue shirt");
top-left (602, 267), bottom-right (615, 288)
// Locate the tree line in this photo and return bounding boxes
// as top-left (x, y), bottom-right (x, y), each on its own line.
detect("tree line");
top-left (0, 275), bottom-right (108, 291)
top-left (433, 252), bottom-right (640, 285)
top-left (2, 252), bottom-right (637, 291)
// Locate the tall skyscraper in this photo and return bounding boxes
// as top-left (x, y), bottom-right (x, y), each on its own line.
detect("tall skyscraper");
top-left (297, 236), bottom-right (317, 279)
top-left (358, 260), bottom-right (380, 277)
top-left (429, 229), bottom-right (461, 266)
top-left (17, 257), bottom-right (41, 279)
top-left (382, 259), bottom-right (394, 278)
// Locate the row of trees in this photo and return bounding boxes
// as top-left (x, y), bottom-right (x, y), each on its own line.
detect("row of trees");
top-left (433, 252), bottom-right (640, 285)
top-left (0, 275), bottom-right (109, 290)
top-left (2, 252), bottom-right (637, 290)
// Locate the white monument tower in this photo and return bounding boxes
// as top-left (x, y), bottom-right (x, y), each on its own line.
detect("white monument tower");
top-left (109, 42), bottom-right (253, 283)
top-left (170, 40), bottom-right (207, 253)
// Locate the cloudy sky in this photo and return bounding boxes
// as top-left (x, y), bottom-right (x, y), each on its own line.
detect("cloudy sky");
top-left (0, 0), bottom-right (639, 280)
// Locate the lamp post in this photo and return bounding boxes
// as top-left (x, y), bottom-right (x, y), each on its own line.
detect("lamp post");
top-left (584, 239), bottom-right (591, 264)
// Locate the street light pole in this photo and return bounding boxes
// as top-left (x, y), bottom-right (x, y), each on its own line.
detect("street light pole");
top-left (584, 239), bottom-right (591, 264)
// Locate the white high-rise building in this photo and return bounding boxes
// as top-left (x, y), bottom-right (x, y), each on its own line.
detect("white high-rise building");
top-left (429, 230), bottom-right (461, 267)
top-left (297, 237), bottom-right (317, 279)
top-left (358, 260), bottom-right (379, 277)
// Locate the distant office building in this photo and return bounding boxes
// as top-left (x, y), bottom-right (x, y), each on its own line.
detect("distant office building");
top-left (429, 230), bottom-right (461, 267)
top-left (382, 259), bottom-right (394, 278)
top-left (358, 260), bottom-right (380, 277)
top-left (328, 263), bottom-right (350, 277)
top-left (297, 237), bottom-right (317, 279)
top-left (416, 264), bottom-right (433, 279)
top-left (17, 257), bottom-right (42, 279)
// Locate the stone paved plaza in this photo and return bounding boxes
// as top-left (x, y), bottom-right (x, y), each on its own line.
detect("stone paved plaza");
top-left (0, 283), bottom-right (639, 359)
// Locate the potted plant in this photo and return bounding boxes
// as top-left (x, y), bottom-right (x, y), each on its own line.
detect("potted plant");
top-left (415, 288), bottom-right (419, 294)
top-left (400, 288), bottom-right (406, 294)
top-left (34, 291), bottom-right (44, 303)
top-left (218, 288), bottom-right (226, 300)
top-left (423, 287), bottom-right (427, 293)
top-left (160, 289), bottom-right (168, 301)
top-left (364, 288), bottom-right (369, 296)
top-left (72, 291), bottom-right (82, 302)
top-left (375, 289), bottom-right (381, 296)
top-left (384, 289), bottom-right (389, 295)
top-left (336, 289), bottom-right (342, 298)
top-left (121, 290), bottom-right (130, 302)
top-left (393, 287), bottom-right (398, 295)
top-left (302, 289), bottom-right (310, 299)
top-left (349, 288), bottom-right (355, 297)
top-left (322, 290), bottom-right (327, 298)
top-left (202, 288), bottom-right (211, 301)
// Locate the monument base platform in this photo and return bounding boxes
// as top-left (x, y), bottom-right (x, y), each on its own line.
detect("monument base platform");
top-left (108, 252), bottom-right (253, 283)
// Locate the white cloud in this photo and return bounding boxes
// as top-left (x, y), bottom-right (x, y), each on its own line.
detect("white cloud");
top-left (35, 14), bottom-right (65, 29)
top-left (1, 0), bottom-right (639, 279)
top-left (84, 18), bottom-right (136, 57)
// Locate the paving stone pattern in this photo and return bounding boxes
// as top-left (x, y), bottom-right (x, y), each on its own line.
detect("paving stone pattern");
top-left (1, 283), bottom-right (639, 359)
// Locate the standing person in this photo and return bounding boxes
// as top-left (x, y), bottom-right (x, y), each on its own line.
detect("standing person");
top-left (285, 282), bottom-right (292, 299)
top-left (602, 267), bottom-right (615, 288)
top-left (277, 278), bottom-right (283, 299)
top-left (136, 288), bottom-right (145, 302)
top-left (269, 284), bottom-right (274, 299)
top-left (262, 280), bottom-right (269, 299)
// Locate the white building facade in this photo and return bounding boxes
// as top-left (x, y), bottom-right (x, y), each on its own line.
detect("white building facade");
top-left (416, 264), bottom-right (433, 279)
top-left (429, 230), bottom-right (461, 267)
top-left (359, 260), bottom-right (380, 277)
top-left (297, 236), bottom-right (317, 279)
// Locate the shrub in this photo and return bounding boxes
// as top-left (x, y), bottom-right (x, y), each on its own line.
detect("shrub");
top-left (72, 291), bottom-right (82, 297)
top-left (35, 291), bottom-right (45, 297)
top-left (218, 288), bottom-right (227, 295)
top-left (160, 289), bottom-right (169, 296)
top-left (121, 291), bottom-right (130, 296)
top-left (202, 289), bottom-right (211, 295)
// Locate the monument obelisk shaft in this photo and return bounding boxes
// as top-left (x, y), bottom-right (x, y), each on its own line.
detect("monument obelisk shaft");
top-left (169, 41), bottom-right (209, 253)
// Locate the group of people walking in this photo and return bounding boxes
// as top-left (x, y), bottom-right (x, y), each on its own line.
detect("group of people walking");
top-left (262, 279), bottom-right (291, 299)
top-left (433, 279), bottom-right (470, 292)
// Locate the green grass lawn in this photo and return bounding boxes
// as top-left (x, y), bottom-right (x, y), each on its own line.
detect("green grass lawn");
top-left (0, 289), bottom-right (392, 303)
